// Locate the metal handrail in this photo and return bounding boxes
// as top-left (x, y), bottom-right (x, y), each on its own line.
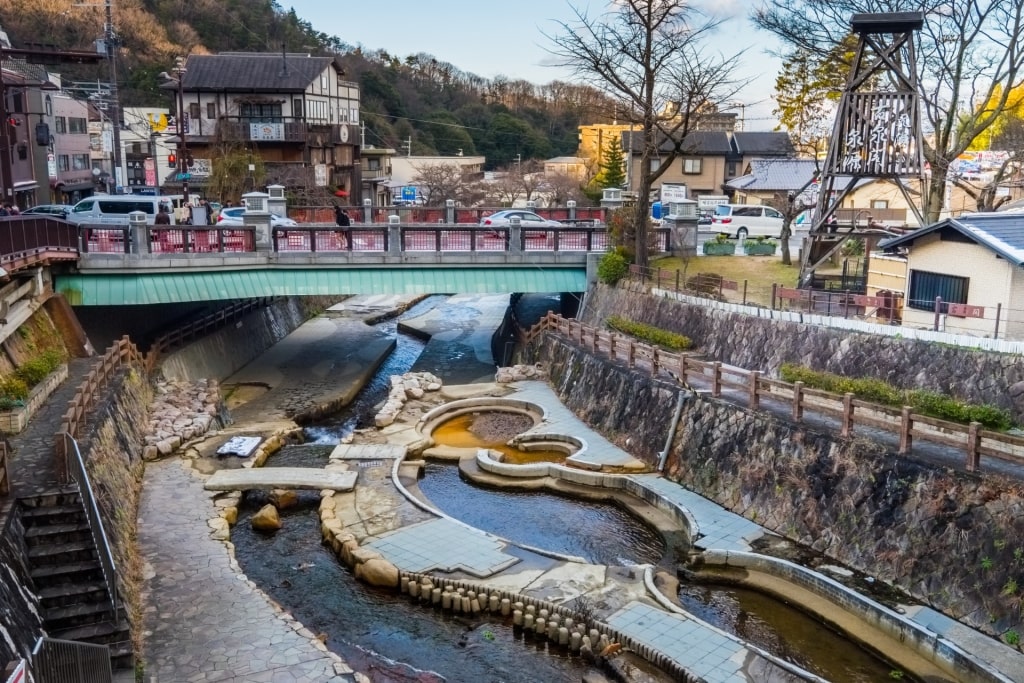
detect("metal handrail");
top-left (31, 637), bottom-right (111, 683)
top-left (58, 433), bottom-right (118, 617)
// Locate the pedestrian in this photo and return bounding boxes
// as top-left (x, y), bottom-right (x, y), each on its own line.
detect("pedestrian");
top-left (0, 204), bottom-right (9, 217)
top-left (8, 204), bottom-right (19, 216)
top-left (183, 202), bottom-right (193, 225)
top-left (154, 205), bottom-right (171, 225)
top-left (334, 205), bottom-right (351, 250)
top-left (334, 205), bottom-right (350, 227)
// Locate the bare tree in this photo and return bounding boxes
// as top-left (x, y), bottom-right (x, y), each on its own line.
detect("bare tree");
top-left (491, 168), bottom-right (524, 207)
top-left (754, 0), bottom-right (1024, 223)
top-left (412, 162), bottom-right (477, 206)
top-left (545, 171), bottom-right (588, 206)
top-left (547, 1), bottom-right (746, 268)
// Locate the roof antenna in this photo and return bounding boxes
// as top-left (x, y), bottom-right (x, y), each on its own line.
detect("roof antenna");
top-left (280, 42), bottom-right (287, 77)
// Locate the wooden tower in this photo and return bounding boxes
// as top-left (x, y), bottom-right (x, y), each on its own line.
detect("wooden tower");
top-left (799, 12), bottom-right (927, 286)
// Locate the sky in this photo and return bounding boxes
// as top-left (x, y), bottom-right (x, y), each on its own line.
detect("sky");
top-left (282, 0), bottom-right (786, 131)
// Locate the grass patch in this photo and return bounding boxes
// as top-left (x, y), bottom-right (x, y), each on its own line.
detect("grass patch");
top-left (780, 363), bottom-right (1014, 430)
top-left (606, 315), bottom-right (692, 351)
top-left (651, 254), bottom-right (801, 306)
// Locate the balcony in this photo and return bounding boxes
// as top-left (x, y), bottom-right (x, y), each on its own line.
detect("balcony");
top-left (208, 118), bottom-right (353, 146)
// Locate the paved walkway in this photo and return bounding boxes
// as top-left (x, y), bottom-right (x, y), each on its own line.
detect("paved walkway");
top-left (135, 458), bottom-right (357, 683)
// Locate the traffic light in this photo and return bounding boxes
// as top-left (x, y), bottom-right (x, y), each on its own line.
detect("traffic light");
top-left (168, 153), bottom-right (176, 168)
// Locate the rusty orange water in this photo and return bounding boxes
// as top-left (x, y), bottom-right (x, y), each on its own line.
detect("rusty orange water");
top-left (432, 414), bottom-right (569, 464)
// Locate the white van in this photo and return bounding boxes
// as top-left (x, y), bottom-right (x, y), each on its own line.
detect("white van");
top-left (67, 195), bottom-right (176, 226)
top-left (710, 204), bottom-right (785, 239)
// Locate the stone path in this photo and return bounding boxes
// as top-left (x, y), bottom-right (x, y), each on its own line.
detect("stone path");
top-left (136, 457), bottom-right (358, 682)
top-left (204, 467), bottom-right (357, 492)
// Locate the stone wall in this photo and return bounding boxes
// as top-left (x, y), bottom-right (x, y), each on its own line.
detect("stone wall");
top-left (0, 511), bottom-right (43, 665)
top-left (532, 333), bottom-right (1024, 640)
top-left (580, 283), bottom-right (1024, 423)
top-left (159, 297), bottom-right (338, 382)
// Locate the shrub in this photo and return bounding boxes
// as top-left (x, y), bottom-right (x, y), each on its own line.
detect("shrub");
top-left (0, 376), bottom-right (29, 409)
top-left (17, 348), bottom-right (66, 387)
top-left (597, 250), bottom-right (630, 285)
top-left (779, 363), bottom-right (1014, 430)
top-left (606, 315), bottom-right (692, 351)
top-left (710, 233), bottom-right (735, 244)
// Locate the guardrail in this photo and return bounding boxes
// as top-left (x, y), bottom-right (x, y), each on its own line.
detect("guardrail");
top-left (145, 298), bottom-right (276, 372)
top-left (55, 337), bottom-right (143, 485)
top-left (526, 312), bottom-right (1024, 472)
top-left (57, 434), bottom-right (119, 619)
top-left (30, 636), bottom-right (111, 682)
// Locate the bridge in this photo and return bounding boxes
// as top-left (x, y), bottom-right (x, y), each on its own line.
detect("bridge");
top-left (0, 215), bottom-right (673, 305)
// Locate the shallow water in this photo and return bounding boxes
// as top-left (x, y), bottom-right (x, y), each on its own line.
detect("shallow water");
top-left (417, 462), bottom-right (666, 566)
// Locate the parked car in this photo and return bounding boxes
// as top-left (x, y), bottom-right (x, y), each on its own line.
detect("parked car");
top-left (479, 210), bottom-right (564, 228)
top-left (710, 204), bottom-right (785, 239)
top-left (217, 206), bottom-right (297, 227)
top-left (21, 204), bottom-right (74, 219)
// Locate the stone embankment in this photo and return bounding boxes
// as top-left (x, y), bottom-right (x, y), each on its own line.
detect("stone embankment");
top-left (142, 379), bottom-right (222, 460)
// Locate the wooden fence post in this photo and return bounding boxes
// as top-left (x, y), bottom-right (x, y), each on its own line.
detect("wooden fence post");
top-left (841, 393), bottom-right (854, 437)
top-left (966, 422), bottom-right (981, 472)
top-left (679, 353), bottom-right (688, 385)
top-left (792, 381), bottom-right (804, 422)
top-left (609, 334), bottom-right (616, 361)
top-left (651, 348), bottom-right (659, 376)
top-left (628, 342), bottom-right (636, 369)
top-left (675, 269), bottom-right (680, 292)
top-left (899, 406), bottom-right (914, 455)
top-left (749, 370), bottom-right (760, 409)
top-left (712, 362), bottom-right (723, 398)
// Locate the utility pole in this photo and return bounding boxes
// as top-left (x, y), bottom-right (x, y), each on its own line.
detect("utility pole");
top-left (102, 0), bottom-right (123, 192)
top-left (171, 57), bottom-right (189, 204)
top-left (401, 136), bottom-right (411, 157)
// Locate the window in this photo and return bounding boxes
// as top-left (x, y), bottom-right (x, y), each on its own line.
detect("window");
top-left (189, 103), bottom-right (201, 119)
top-left (68, 117), bottom-right (87, 134)
top-left (45, 96), bottom-right (52, 117)
top-left (98, 200), bottom-right (157, 215)
top-left (733, 206), bottom-right (763, 218)
top-left (727, 162), bottom-right (737, 176)
top-left (649, 158), bottom-right (661, 173)
top-left (72, 154), bottom-right (90, 170)
top-left (907, 270), bottom-right (968, 312)
top-left (367, 158), bottom-right (380, 171)
top-left (293, 99), bottom-right (303, 117)
top-left (58, 155), bottom-right (70, 172)
top-left (207, 102), bottom-right (216, 119)
top-left (683, 158), bottom-right (702, 174)
top-left (54, 117), bottom-right (66, 134)
top-left (307, 100), bottom-right (327, 121)
top-left (871, 199), bottom-right (889, 209)
top-left (239, 103), bottom-right (283, 121)
top-left (765, 208), bottom-right (783, 219)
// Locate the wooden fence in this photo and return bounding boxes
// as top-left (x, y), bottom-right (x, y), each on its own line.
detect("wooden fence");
top-left (525, 313), bottom-right (1024, 472)
top-left (144, 298), bottom-right (275, 373)
top-left (0, 441), bottom-right (8, 497)
top-left (54, 337), bottom-right (144, 486)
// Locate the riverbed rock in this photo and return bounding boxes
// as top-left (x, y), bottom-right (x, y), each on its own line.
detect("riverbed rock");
top-left (355, 558), bottom-right (399, 587)
top-left (269, 489), bottom-right (299, 510)
top-left (251, 504), bottom-right (282, 532)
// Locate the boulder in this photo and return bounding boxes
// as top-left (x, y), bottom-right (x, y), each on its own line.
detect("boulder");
top-left (355, 558), bottom-right (399, 587)
top-left (251, 504), bottom-right (282, 532)
top-left (269, 489), bottom-right (299, 510)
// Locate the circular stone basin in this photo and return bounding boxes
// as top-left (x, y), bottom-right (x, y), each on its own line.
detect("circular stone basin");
top-left (431, 413), bottom-right (571, 464)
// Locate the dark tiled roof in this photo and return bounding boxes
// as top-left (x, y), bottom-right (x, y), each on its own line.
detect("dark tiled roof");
top-left (881, 212), bottom-right (1024, 266)
top-left (732, 131), bottom-right (796, 156)
top-left (181, 53), bottom-right (336, 92)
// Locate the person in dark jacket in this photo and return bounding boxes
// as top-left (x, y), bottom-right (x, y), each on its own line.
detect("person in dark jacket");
top-left (334, 205), bottom-right (351, 227)
top-left (154, 205), bottom-right (171, 225)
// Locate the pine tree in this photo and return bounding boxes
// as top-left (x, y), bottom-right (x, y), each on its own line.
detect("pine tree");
top-left (598, 135), bottom-right (626, 189)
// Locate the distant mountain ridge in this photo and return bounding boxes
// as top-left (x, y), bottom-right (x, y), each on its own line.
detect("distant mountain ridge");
top-left (1, 0), bottom-right (613, 167)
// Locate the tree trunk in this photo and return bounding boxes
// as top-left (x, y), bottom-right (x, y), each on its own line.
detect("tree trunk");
top-left (780, 222), bottom-right (793, 266)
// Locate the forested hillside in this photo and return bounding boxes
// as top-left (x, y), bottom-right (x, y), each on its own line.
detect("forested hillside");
top-left (1, 0), bottom-right (613, 167)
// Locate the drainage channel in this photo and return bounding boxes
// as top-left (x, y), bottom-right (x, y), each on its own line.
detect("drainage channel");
top-left (232, 294), bottom-right (919, 682)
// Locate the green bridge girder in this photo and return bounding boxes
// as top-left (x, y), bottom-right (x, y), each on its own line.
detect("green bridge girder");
top-left (54, 266), bottom-right (590, 305)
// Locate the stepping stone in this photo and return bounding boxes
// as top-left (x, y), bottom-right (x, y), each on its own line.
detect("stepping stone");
top-left (204, 467), bottom-right (357, 492)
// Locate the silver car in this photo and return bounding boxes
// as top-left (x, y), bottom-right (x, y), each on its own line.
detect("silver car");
top-left (479, 210), bottom-right (564, 228)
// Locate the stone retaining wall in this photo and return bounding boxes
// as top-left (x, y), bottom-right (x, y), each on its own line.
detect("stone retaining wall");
top-left (159, 296), bottom-right (339, 382)
top-left (580, 282), bottom-right (1024, 423)
top-left (530, 333), bottom-right (1024, 643)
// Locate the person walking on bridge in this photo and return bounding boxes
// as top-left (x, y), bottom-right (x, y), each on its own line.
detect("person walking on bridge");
top-left (334, 205), bottom-right (351, 249)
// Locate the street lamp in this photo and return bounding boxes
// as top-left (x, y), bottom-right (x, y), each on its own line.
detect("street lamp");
top-left (160, 57), bottom-right (189, 204)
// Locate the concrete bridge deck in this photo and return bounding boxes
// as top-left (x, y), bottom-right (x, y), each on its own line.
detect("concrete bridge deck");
top-left (204, 467), bottom-right (357, 491)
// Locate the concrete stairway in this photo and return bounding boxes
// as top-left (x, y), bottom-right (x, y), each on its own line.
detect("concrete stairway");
top-left (20, 491), bottom-right (133, 671)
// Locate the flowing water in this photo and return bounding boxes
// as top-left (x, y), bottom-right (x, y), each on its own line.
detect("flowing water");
top-left (230, 294), bottom-right (920, 682)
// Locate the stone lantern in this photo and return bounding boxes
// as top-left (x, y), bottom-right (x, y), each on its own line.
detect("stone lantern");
top-left (242, 190), bottom-right (271, 250)
top-left (267, 184), bottom-right (287, 218)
